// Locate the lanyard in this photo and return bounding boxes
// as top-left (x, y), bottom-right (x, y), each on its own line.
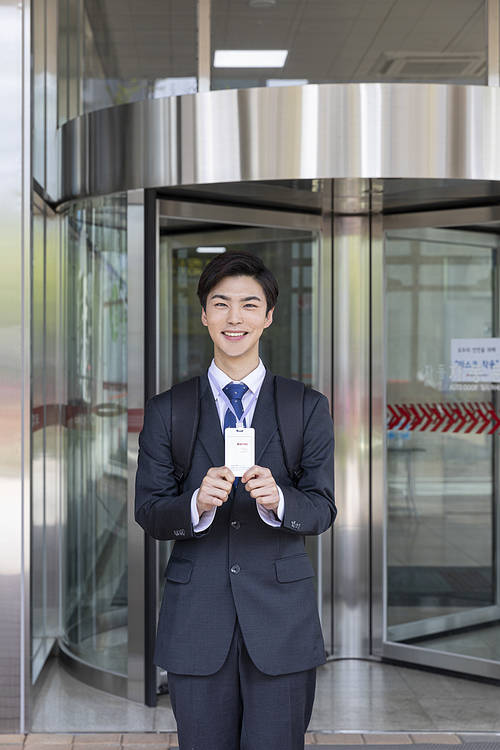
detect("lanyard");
top-left (208, 370), bottom-right (259, 428)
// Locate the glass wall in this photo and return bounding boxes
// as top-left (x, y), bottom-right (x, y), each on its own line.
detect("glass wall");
top-left (63, 194), bottom-right (128, 674)
top-left (211, 0), bottom-right (486, 90)
top-left (57, 0), bottom-right (198, 124)
top-left (33, 0), bottom-right (58, 197)
top-left (385, 227), bottom-right (500, 661)
top-left (48, 0), bottom-right (487, 128)
top-left (31, 197), bottom-right (63, 684)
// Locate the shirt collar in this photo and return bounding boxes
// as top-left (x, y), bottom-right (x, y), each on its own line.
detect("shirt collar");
top-left (208, 358), bottom-right (266, 397)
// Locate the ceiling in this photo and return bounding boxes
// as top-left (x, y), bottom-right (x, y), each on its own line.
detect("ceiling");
top-left (84, 0), bottom-right (486, 86)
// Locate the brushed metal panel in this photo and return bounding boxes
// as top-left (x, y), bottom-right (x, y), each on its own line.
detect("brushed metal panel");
top-left (127, 190), bottom-right (145, 703)
top-left (332, 189), bottom-right (371, 658)
top-left (382, 640), bottom-right (500, 681)
top-left (384, 203), bottom-right (500, 230)
top-left (0, 0), bottom-right (31, 732)
top-left (61, 83), bottom-right (500, 203)
top-left (158, 199), bottom-right (322, 230)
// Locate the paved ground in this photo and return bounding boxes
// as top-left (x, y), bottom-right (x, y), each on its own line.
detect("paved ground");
top-left (33, 657), bottom-right (500, 733)
top-left (2, 733), bottom-right (500, 749)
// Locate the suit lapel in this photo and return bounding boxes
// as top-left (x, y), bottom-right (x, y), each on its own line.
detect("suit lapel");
top-left (197, 374), bottom-right (225, 468)
top-left (251, 371), bottom-right (278, 466)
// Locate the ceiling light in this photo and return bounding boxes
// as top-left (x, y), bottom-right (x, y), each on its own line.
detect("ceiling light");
top-left (266, 78), bottom-right (308, 87)
top-left (196, 246), bottom-right (226, 254)
top-left (213, 50), bottom-right (288, 68)
top-left (249, 0), bottom-right (277, 6)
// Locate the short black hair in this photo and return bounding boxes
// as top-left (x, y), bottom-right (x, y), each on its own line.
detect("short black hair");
top-left (197, 251), bottom-right (279, 313)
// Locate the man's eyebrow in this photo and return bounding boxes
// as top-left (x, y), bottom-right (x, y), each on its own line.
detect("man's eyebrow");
top-left (209, 294), bottom-right (263, 302)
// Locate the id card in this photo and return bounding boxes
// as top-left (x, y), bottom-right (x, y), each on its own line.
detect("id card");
top-left (225, 427), bottom-right (255, 477)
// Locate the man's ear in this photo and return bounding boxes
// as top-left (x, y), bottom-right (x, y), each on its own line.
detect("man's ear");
top-left (201, 307), bottom-right (208, 327)
top-left (263, 307), bottom-right (274, 328)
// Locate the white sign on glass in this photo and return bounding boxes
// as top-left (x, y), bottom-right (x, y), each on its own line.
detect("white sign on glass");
top-left (451, 338), bottom-right (500, 382)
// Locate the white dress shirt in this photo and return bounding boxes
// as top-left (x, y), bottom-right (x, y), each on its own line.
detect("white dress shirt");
top-left (191, 359), bottom-right (285, 532)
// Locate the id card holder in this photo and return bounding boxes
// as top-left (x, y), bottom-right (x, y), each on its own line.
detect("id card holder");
top-left (225, 427), bottom-right (255, 477)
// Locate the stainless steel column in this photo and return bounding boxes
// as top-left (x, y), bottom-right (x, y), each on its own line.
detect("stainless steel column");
top-left (0, 0), bottom-right (31, 732)
top-left (332, 180), bottom-right (372, 657)
top-left (127, 190), bottom-right (146, 702)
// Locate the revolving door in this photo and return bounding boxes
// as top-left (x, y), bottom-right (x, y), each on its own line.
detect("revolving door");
top-left (52, 83), bottom-right (500, 707)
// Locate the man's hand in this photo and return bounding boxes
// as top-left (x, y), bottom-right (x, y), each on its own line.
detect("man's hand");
top-left (197, 466), bottom-right (235, 516)
top-left (241, 465), bottom-right (279, 514)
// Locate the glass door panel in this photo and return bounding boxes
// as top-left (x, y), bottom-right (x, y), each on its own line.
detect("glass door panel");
top-left (64, 194), bottom-right (128, 674)
top-left (384, 227), bottom-right (500, 663)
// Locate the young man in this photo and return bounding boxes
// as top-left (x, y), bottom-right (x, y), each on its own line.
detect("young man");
top-left (135, 251), bottom-right (336, 750)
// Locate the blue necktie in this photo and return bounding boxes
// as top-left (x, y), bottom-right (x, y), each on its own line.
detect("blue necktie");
top-left (223, 382), bottom-right (248, 430)
top-left (223, 383), bottom-right (248, 486)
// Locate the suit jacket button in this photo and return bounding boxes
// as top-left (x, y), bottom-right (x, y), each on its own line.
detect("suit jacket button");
top-left (230, 564), bottom-right (241, 575)
top-left (231, 520), bottom-right (241, 529)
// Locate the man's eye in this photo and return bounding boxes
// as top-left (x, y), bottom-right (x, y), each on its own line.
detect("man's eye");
top-left (244, 304), bottom-right (257, 309)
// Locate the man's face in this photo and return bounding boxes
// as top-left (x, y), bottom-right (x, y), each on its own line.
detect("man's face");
top-left (201, 275), bottom-right (274, 363)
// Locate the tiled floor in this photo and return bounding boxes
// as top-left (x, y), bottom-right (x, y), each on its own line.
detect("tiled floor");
top-left (2, 732), bottom-right (500, 748)
top-left (32, 657), bottom-right (500, 734)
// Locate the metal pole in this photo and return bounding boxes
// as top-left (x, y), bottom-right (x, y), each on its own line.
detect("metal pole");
top-left (197, 0), bottom-right (211, 93)
top-left (488, 0), bottom-right (500, 86)
top-left (332, 179), bottom-right (372, 658)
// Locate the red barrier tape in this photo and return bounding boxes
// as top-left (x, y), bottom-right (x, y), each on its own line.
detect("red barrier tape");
top-left (388, 402), bottom-right (500, 434)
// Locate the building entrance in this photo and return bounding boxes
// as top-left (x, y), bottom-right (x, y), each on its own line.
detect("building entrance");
top-left (23, 79), bottom-right (500, 731)
top-left (28, 178), bottom-right (500, 733)
top-left (148, 195), bottom-right (333, 697)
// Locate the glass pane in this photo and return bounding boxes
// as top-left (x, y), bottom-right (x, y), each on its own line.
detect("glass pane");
top-left (31, 202), bottom-right (62, 684)
top-left (158, 220), bottom-right (318, 387)
top-left (211, 0), bottom-right (486, 90)
top-left (58, 0), bottom-right (197, 125)
top-left (385, 227), bottom-right (500, 661)
top-left (33, 0), bottom-right (45, 185)
top-left (64, 194), bottom-right (128, 674)
top-left (31, 203), bottom-right (46, 681)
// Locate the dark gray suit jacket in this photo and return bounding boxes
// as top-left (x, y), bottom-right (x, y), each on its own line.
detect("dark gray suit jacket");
top-left (135, 371), bottom-right (336, 676)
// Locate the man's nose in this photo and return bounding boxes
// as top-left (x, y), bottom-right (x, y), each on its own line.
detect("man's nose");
top-left (227, 306), bottom-right (243, 324)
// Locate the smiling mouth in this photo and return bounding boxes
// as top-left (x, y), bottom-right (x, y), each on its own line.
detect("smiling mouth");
top-left (222, 331), bottom-right (248, 339)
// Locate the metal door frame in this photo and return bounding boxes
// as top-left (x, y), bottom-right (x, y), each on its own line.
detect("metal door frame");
top-left (131, 193), bottom-right (334, 703)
